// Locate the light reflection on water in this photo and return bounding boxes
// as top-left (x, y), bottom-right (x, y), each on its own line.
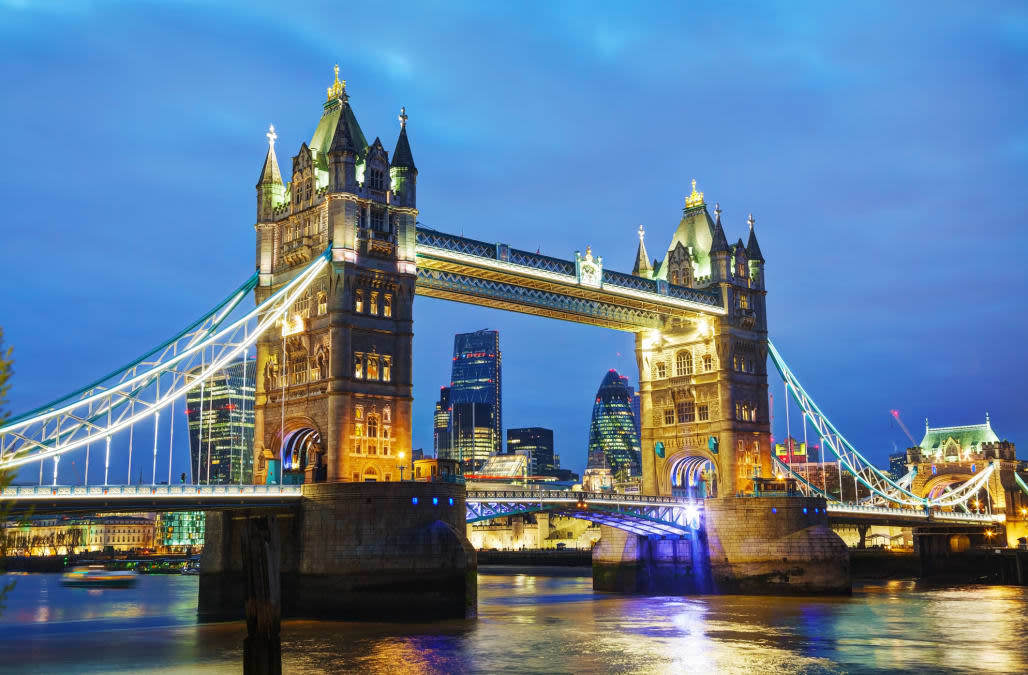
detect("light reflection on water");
top-left (0, 570), bottom-right (1025, 673)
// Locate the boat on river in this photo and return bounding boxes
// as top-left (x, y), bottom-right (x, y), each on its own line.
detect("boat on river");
top-left (61, 565), bottom-right (137, 588)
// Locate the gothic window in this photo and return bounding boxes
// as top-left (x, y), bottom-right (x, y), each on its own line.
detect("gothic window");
top-left (354, 353), bottom-right (363, 379)
top-left (354, 405), bottom-right (363, 420)
top-left (675, 351), bottom-right (693, 377)
top-left (383, 406), bottom-right (391, 423)
top-left (355, 289), bottom-right (364, 313)
top-left (703, 354), bottom-right (713, 372)
top-left (367, 354), bottom-right (379, 380)
top-left (676, 401), bottom-right (695, 423)
top-left (382, 356), bottom-right (392, 382)
top-left (698, 404), bottom-right (709, 421)
top-left (317, 292), bottom-right (328, 315)
top-left (664, 408), bottom-right (675, 425)
top-left (383, 294), bottom-right (392, 318)
top-left (368, 415), bottom-right (379, 438)
top-left (371, 209), bottom-right (385, 231)
top-left (739, 293), bottom-right (750, 310)
top-left (656, 362), bottom-right (667, 379)
top-left (370, 291), bottom-right (379, 315)
top-left (370, 169), bottom-right (384, 191)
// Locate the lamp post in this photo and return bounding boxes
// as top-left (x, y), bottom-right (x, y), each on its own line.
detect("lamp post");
top-left (397, 451), bottom-right (407, 482)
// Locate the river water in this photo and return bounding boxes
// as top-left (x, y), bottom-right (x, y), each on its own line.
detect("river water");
top-left (0, 568), bottom-right (1025, 674)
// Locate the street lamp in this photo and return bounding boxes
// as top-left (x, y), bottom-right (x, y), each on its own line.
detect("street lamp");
top-left (397, 451), bottom-right (407, 482)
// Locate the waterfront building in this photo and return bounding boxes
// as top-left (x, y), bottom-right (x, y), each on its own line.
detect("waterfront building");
top-left (773, 437), bottom-right (819, 464)
top-left (506, 427), bottom-right (556, 476)
top-left (412, 457), bottom-right (463, 482)
top-left (586, 369), bottom-right (642, 482)
top-left (433, 386), bottom-right (452, 458)
top-left (2, 515), bottom-right (155, 555)
top-left (467, 513), bottom-right (601, 551)
top-left (156, 511), bottom-right (205, 553)
top-left (185, 358), bottom-right (255, 484)
top-left (447, 330), bottom-right (502, 469)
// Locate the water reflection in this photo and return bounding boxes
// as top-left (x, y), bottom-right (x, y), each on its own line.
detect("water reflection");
top-left (0, 571), bottom-right (1025, 673)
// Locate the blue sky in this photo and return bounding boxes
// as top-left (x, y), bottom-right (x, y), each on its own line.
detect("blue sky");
top-left (1, 1), bottom-right (1026, 480)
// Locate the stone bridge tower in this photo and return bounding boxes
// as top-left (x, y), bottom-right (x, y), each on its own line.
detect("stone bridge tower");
top-left (252, 68), bottom-right (418, 484)
top-left (635, 182), bottom-right (772, 498)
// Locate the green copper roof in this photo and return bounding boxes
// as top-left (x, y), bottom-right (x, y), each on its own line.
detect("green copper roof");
top-left (655, 205), bottom-right (714, 280)
top-left (310, 99), bottom-right (368, 164)
top-left (919, 418), bottom-right (999, 452)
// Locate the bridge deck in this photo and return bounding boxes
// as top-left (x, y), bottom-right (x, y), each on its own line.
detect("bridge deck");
top-left (0, 484), bottom-right (303, 515)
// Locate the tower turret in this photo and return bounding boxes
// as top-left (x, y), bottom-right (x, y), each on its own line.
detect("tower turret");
top-left (390, 106), bottom-right (417, 208)
top-left (746, 213), bottom-right (765, 289)
top-left (632, 225), bottom-right (653, 277)
top-left (709, 202), bottom-right (731, 282)
top-left (256, 124), bottom-right (285, 222)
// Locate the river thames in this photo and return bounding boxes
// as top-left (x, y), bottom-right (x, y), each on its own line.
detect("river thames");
top-left (0, 568), bottom-right (1025, 674)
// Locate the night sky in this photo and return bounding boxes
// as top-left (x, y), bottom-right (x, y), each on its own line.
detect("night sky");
top-left (1, 2), bottom-right (1025, 481)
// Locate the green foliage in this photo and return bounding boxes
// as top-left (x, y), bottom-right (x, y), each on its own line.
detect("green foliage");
top-left (0, 328), bottom-right (15, 614)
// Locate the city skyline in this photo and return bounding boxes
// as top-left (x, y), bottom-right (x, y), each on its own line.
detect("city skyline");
top-left (1, 2), bottom-right (1025, 480)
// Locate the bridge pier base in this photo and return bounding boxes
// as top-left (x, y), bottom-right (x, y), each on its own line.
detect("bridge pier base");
top-left (240, 514), bottom-right (281, 675)
top-left (199, 483), bottom-right (476, 622)
top-left (593, 497), bottom-right (850, 596)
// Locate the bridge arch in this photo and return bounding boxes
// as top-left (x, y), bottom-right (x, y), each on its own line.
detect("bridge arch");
top-left (266, 416), bottom-right (326, 484)
top-left (664, 450), bottom-right (719, 499)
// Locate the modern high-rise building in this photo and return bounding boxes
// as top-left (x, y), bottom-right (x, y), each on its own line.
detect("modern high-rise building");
top-left (433, 386), bottom-right (452, 458)
top-left (507, 427), bottom-right (556, 476)
top-left (185, 358), bottom-right (256, 484)
top-left (587, 369), bottom-right (642, 482)
top-left (448, 330), bottom-right (502, 469)
top-left (627, 385), bottom-right (641, 438)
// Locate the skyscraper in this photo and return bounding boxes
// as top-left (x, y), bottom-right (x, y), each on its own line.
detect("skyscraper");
top-left (434, 386), bottom-right (452, 458)
top-left (587, 369), bottom-right (642, 482)
top-left (506, 427), bottom-right (555, 476)
top-left (185, 358), bottom-right (255, 484)
top-left (448, 330), bottom-right (502, 469)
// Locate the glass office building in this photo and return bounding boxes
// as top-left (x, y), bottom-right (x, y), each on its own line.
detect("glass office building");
top-left (434, 386), bottom-right (452, 458)
top-left (587, 369), bottom-right (642, 481)
top-left (447, 330), bottom-right (502, 469)
top-left (506, 427), bottom-right (556, 476)
top-left (185, 358), bottom-right (256, 485)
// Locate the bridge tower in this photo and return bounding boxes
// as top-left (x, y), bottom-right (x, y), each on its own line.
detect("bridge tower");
top-left (253, 68), bottom-right (418, 484)
top-left (636, 184), bottom-right (772, 498)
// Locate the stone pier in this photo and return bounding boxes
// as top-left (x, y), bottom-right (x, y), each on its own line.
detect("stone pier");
top-left (199, 482), bottom-right (476, 621)
top-left (594, 496), bottom-right (850, 595)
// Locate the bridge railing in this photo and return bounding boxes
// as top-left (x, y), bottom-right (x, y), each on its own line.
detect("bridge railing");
top-left (0, 484), bottom-right (304, 500)
top-left (825, 503), bottom-right (1002, 523)
top-left (466, 489), bottom-right (700, 507)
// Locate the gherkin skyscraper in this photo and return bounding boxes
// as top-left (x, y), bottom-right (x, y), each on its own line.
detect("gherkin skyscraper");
top-left (587, 369), bottom-right (641, 481)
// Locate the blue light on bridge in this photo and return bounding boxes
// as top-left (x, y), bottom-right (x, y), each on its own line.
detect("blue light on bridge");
top-left (433, 497), bottom-right (439, 506)
top-left (772, 507), bottom-right (778, 514)
top-left (803, 507), bottom-right (808, 514)
top-left (412, 497), bottom-right (419, 505)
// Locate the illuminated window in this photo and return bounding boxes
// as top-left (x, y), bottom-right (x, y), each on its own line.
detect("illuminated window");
top-left (656, 362), bottom-right (667, 379)
top-left (703, 354), bottom-right (713, 372)
top-left (676, 351), bottom-right (693, 377)
top-left (698, 404), bottom-right (709, 421)
top-left (370, 292), bottom-right (379, 315)
top-left (317, 292), bottom-right (328, 315)
top-left (382, 356), bottom-right (392, 382)
top-left (383, 294), bottom-right (392, 318)
top-left (354, 405), bottom-right (363, 420)
top-left (677, 401), bottom-right (695, 423)
top-left (664, 408), bottom-right (675, 425)
top-left (367, 355), bottom-right (379, 380)
top-left (739, 293), bottom-right (749, 310)
top-left (354, 353), bottom-right (363, 379)
top-left (352, 472), bottom-right (360, 482)
top-left (383, 406), bottom-right (391, 423)
top-left (368, 416), bottom-right (379, 438)
top-left (355, 289), bottom-right (364, 313)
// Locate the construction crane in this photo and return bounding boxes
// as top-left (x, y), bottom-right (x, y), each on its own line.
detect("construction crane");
top-left (889, 409), bottom-right (917, 446)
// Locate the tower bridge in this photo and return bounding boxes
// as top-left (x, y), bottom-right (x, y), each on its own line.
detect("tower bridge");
top-left (2, 67), bottom-right (1026, 622)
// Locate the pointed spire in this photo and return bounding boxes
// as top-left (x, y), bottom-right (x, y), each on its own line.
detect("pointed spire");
top-left (391, 106), bottom-right (417, 170)
top-left (633, 225), bottom-right (653, 276)
top-left (328, 104), bottom-right (358, 154)
top-left (710, 202), bottom-right (730, 254)
top-left (257, 124), bottom-right (283, 187)
top-left (746, 212), bottom-right (764, 262)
